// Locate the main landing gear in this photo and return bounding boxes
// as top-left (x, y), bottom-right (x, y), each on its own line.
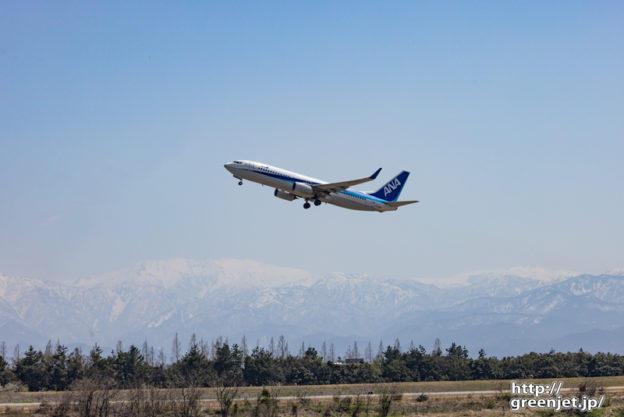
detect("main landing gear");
top-left (303, 199), bottom-right (322, 209)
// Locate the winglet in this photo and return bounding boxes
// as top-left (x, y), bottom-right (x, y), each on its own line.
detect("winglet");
top-left (311, 167), bottom-right (384, 194)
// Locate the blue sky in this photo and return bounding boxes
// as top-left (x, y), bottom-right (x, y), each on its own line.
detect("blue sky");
top-left (1, 1), bottom-right (623, 281)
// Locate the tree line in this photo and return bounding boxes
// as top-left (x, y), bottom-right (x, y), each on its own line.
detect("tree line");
top-left (1, 336), bottom-right (623, 392)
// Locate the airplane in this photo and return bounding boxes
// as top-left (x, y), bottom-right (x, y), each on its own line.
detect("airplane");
top-left (224, 160), bottom-right (418, 212)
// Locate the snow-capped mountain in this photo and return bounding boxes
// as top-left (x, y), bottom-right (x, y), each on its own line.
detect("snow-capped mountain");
top-left (1, 259), bottom-right (622, 357)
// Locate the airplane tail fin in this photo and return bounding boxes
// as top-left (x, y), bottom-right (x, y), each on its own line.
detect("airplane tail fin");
top-left (368, 171), bottom-right (410, 202)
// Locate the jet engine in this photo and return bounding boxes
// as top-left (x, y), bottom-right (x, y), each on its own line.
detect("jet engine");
top-left (274, 189), bottom-right (297, 201)
top-left (290, 182), bottom-right (315, 198)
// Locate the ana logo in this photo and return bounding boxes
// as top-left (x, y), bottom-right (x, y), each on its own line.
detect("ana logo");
top-left (383, 178), bottom-right (401, 196)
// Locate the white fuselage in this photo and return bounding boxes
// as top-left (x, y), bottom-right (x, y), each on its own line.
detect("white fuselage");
top-left (224, 160), bottom-right (397, 212)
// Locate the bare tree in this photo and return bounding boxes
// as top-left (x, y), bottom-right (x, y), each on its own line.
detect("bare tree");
top-left (172, 333), bottom-right (181, 363)
top-left (116, 386), bottom-right (169, 417)
top-left (364, 342), bottom-right (373, 363)
top-left (211, 336), bottom-right (223, 359)
top-left (353, 341), bottom-right (359, 359)
top-left (268, 337), bottom-right (275, 357)
top-left (13, 344), bottom-right (20, 364)
top-left (199, 338), bottom-right (210, 358)
top-left (432, 338), bottom-right (442, 356)
top-left (393, 338), bottom-right (401, 352)
top-left (329, 343), bottom-right (335, 362)
top-left (142, 340), bottom-right (150, 362)
top-left (171, 385), bottom-right (202, 417)
top-left (216, 385), bottom-right (239, 417)
top-left (0, 341), bottom-right (6, 360)
top-left (345, 345), bottom-right (353, 360)
top-left (158, 348), bottom-right (166, 366)
top-left (376, 340), bottom-right (384, 361)
top-left (45, 390), bottom-right (72, 417)
top-left (254, 388), bottom-right (279, 417)
top-left (298, 342), bottom-right (306, 358)
top-left (44, 340), bottom-right (53, 357)
top-left (116, 340), bottom-right (123, 354)
top-left (72, 377), bottom-right (117, 417)
top-left (321, 341), bottom-right (327, 362)
top-left (277, 335), bottom-right (288, 359)
top-left (241, 335), bottom-right (248, 365)
top-left (210, 341), bottom-right (216, 360)
top-left (188, 333), bottom-right (197, 351)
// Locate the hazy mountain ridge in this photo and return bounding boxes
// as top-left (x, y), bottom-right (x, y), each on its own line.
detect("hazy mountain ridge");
top-left (0, 261), bottom-right (622, 357)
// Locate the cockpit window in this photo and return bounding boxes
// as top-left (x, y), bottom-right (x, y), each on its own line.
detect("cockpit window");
top-left (234, 160), bottom-right (242, 164)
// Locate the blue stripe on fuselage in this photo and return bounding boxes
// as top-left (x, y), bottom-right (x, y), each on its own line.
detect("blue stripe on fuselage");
top-left (251, 168), bottom-right (387, 204)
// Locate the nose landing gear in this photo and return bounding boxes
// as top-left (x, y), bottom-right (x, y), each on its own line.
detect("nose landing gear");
top-left (303, 201), bottom-right (311, 209)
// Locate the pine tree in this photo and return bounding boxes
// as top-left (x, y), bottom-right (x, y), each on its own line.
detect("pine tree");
top-left (49, 344), bottom-right (68, 390)
top-left (67, 347), bottom-right (84, 384)
top-left (0, 353), bottom-right (12, 386)
top-left (15, 346), bottom-right (44, 391)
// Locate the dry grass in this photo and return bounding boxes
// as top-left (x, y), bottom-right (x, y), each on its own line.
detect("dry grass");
top-left (2, 376), bottom-right (624, 416)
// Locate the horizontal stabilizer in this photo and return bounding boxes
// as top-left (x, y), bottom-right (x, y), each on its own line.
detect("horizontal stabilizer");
top-left (386, 200), bottom-right (419, 208)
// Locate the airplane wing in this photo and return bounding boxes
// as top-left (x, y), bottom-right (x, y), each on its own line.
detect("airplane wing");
top-left (312, 168), bottom-right (382, 194)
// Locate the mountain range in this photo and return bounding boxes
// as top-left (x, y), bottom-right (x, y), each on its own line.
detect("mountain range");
top-left (1, 258), bottom-right (623, 358)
